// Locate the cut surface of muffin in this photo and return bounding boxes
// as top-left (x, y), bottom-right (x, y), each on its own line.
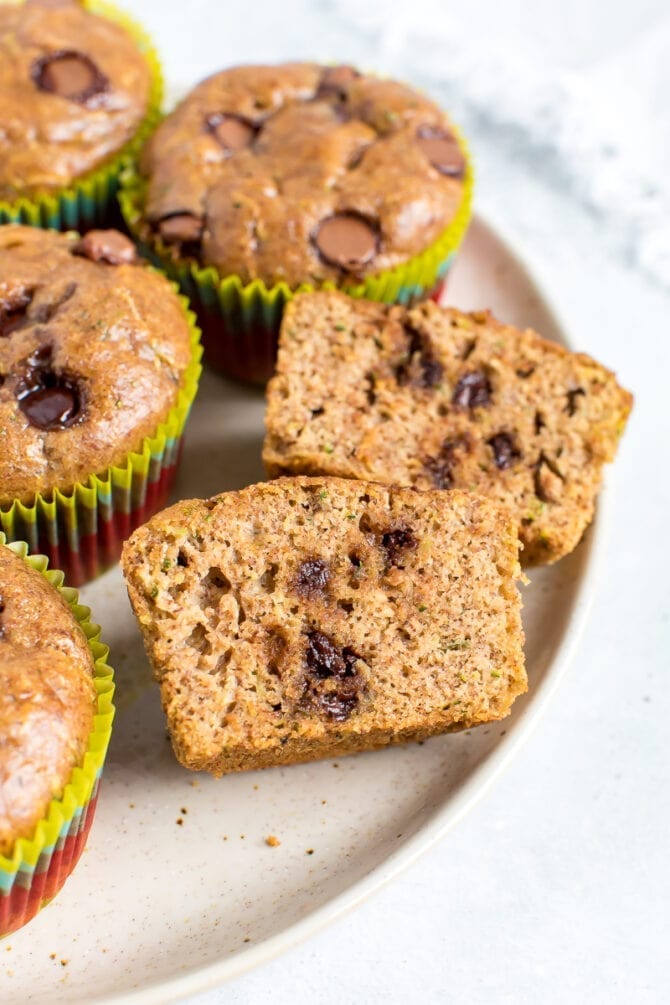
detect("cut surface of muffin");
top-left (122, 477), bottom-right (526, 775)
top-left (264, 292), bottom-right (633, 564)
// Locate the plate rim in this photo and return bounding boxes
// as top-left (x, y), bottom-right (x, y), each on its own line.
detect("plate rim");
top-left (90, 211), bottom-right (609, 1005)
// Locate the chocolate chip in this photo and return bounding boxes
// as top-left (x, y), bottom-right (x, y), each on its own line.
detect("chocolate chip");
top-left (314, 214), bottom-right (378, 272)
top-left (565, 387), bottom-right (586, 416)
top-left (317, 65), bottom-right (360, 100)
top-left (305, 630), bottom-right (355, 680)
top-left (158, 213), bottom-right (204, 246)
top-left (206, 113), bottom-right (256, 153)
top-left (303, 630), bottom-right (361, 721)
top-left (395, 324), bottom-right (443, 389)
top-left (73, 230), bottom-right (137, 265)
top-left (32, 50), bottom-right (108, 107)
top-left (426, 436), bottom-right (470, 490)
top-left (16, 345), bottom-right (82, 431)
top-left (19, 386), bottom-right (80, 430)
top-left (452, 370), bottom-right (491, 409)
top-left (416, 126), bottom-right (465, 178)
top-left (0, 290), bottom-right (33, 337)
top-left (487, 432), bottom-right (521, 470)
top-left (316, 679), bottom-right (359, 722)
top-left (293, 558), bottom-right (330, 599)
top-left (381, 527), bottom-right (417, 566)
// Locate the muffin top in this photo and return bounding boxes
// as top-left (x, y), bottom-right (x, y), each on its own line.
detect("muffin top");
top-left (0, 225), bottom-right (194, 504)
top-left (0, 0), bottom-right (153, 201)
top-left (0, 542), bottom-right (96, 856)
top-left (139, 62), bottom-right (469, 288)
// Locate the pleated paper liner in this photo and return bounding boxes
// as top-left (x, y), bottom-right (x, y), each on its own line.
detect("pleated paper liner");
top-left (0, 536), bottom-right (115, 937)
top-left (0, 0), bottom-right (163, 233)
top-left (0, 290), bottom-right (202, 588)
top-left (119, 130), bottom-right (474, 385)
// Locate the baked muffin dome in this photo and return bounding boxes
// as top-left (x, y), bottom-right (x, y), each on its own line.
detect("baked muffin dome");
top-left (0, 0), bottom-right (153, 201)
top-left (139, 62), bottom-right (469, 288)
top-left (0, 225), bottom-right (194, 504)
top-left (0, 541), bottom-right (96, 855)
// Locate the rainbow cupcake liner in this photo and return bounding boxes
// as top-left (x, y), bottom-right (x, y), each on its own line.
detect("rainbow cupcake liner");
top-left (0, 0), bottom-right (163, 233)
top-left (0, 288), bottom-right (202, 587)
top-left (0, 535), bottom-right (115, 937)
top-left (119, 129), bottom-right (474, 385)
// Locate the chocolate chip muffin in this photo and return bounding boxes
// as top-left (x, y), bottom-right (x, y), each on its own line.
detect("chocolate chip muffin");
top-left (0, 224), bottom-right (201, 584)
top-left (0, 0), bottom-right (160, 227)
top-left (122, 62), bottom-right (472, 383)
top-left (263, 292), bottom-right (633, 565)
top-left (0, 540), bottom-right (96, 856)
top-left (121, 478), bottom-right (526, 775)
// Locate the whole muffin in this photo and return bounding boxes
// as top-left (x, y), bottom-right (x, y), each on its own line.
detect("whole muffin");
top-left (0, 0), bottom-right (162, 229)
top-left (122, 62), bottom-right (473, 382)
top-left (0, 536), bottom-right (114, 935)
top-left (0, 224), bottom-right (201, 584)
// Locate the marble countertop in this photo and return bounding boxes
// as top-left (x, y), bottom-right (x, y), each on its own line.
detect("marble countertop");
top-left (128, 1), bottom-right (669, 1000)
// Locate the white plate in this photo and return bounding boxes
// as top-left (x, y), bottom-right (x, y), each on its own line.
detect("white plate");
top-left (2, 215), bottom-right (604, 1004)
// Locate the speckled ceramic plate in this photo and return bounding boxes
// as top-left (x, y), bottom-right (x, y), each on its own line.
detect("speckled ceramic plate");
top-left (1, 215), bottom-right (605, 1004)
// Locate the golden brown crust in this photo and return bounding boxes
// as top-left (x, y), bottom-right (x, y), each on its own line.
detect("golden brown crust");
top-left (122, 477), bottom-right (526, 776)
top-left (0, 543), bottom-right (96, 856)
top-left (0, 225), bottom-right (194, 504)
top-left (139, 62), bottom-right (466, 287)
top-left (0, 0), bottom-right (152, 200)
top-left (263, 292), bottom-right (634, 564)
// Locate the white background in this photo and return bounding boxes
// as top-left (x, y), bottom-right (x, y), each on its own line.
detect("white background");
top-left (131, 1), bottom-right (668, 1001)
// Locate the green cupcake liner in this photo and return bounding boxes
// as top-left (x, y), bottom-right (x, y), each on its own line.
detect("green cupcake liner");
top-left (0, 0), bottom-right (163, 232)
top-left (0, 534), bottom-right (115, 936)
top-left (0, 285), bottom-right (202, 587)
top-left (119, 127), bottom-right (474, 384)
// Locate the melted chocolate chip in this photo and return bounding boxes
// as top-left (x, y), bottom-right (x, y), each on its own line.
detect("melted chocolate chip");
top-left (294, 558), bottom-right (330, 599)
top-left (452, 370), bottom-right (492, 409)
top-left (32, 50), bottom-right (108, 107)
top-left (314, 213), bottom-right (378, 271)
top-left (487, 432), bottom-right (521, 470)
top-left (158, 213), bottom-right (204, 247)
top-left (565, 387), bottom-right (586, 416)
top-left (316, 679), bottom-right (359, 722)
top-left (305, 630), bottom-right (355, 679)
top-left (19, 386), bottom-right (79, 430)
top-left (17, 345), bottom-right (82, 431)
top-left (426, 437), bottom-right (470, 490)
top-left (395, 325), bottom-right (443, 389)
top-left (317, 65), bottom-right (360, 100)
top-left (0, 290), bottom-right (33, 337)
top-left (73, 230), bottom-right (137, 265)
top-left (303, 630), bottom-right (361, 721)
top-left (207, 113), bottom-right (257, 153)
top-left (381, 527), bottom-right (417, 566)
top-left (416, 126), bottom-right (465, 178)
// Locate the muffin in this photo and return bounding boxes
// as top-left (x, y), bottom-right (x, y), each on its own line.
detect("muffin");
top-left (120, 62), bottom-right (473, 383)
top-left (0, 0), bottom-right (162, 231)
top-left (122, 478), bottom-right (525, 775)
top-left (0, 534), bottom-right (114, 935)
top-left (0, 224), bottom-right (202, 585)
top-left (263, 291), bottom-right (633, 564)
